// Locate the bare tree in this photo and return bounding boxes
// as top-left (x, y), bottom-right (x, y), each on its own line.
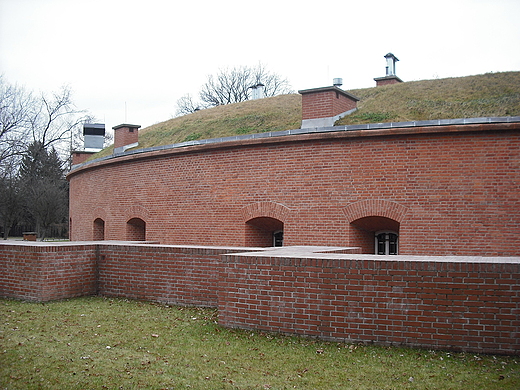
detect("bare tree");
top-left (0, 76), bottom-right (33, 164)
top-left (253, 63), bottom-right (293, 97)
top-left (0, 77), bottom-right (89, 239)
top-left (29, 86), bottom-right (89, 161)
top-left (198, 64), bottom-right (293, 108)
top-left (200, 66), bottom-right (252, 106)
top-left (0, 77), bottom-right (90, 170)
top-left (175, 94), bottom-right (201, 116)
top-left (175, 65), bottom-right (292, 115)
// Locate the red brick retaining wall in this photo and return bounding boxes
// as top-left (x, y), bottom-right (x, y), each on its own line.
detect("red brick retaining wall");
top-left (0, 243), bottom-right (97, 301)
top-left (1, 242), bottom-right (519, 355)
top-left (0, 242), bottom-right (255, 306)
top-left (219, 250), bottom-right (520, 355)
top-left (96, 244), bottom-right (254, 307)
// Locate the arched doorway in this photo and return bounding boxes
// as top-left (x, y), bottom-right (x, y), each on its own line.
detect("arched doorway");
top-left (93, 218), bottom-right (105, 241)
top-left (350, 216), bottom-right (399, 254)
top-left (245, 217), bottom-right (284, 247)
top-left (126, 218), bottom-right (146, 241)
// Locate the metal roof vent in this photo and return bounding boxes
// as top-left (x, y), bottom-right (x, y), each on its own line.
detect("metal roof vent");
top-left (83, 123), bottom-right (105, 151)
top-left (250, 82), bottom-right (265, 100)
top-left (385, 53), bottom-right (399, 76)
top-left (333, 78), bottom-right (343, 88)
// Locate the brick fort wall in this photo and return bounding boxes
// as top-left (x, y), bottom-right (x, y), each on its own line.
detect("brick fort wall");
top-left (68, 122), bottom-right (520, 256)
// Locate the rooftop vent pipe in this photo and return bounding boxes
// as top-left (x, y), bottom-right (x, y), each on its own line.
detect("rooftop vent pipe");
top-left (374, 53), bottom-right (403, 86)
top-left (250, 82), bottom-right (265, 100)
top-left (385, 53), bottom-right (399, 76)
top-left (333, 78), bottom-right (343, 87)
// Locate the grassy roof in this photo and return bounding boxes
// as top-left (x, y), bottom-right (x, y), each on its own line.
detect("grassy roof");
top-left (140, 93), bottom-right (302, 147)
top-left (339, 71), bottom-right (520, 125)
top-left (91, 71), bottom-right (520, 159)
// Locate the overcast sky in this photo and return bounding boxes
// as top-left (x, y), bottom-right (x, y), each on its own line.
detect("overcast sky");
top-left (1, 0), bottom-right (519, 130)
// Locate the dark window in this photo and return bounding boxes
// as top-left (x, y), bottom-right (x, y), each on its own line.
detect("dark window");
top-left (273, 230), bottom-right (283, 247)
top-left (376, 231), bottom-right (398, 255)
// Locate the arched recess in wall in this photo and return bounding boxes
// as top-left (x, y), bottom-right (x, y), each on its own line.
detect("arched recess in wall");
top-left (93, 218), bottom-right (105, 241)
top-left (124, 205), bottom-right (150, 242)
top-left (92, 208), bottom-right (107, 241)
top-left (242, 202), bottom-right (291, 247)
top-left (343, 200), bottom-right (408, 254)
top-left (127, 218), bottom-right (146, 241)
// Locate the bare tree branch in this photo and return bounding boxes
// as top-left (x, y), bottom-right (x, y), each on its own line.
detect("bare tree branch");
top-left (175, 94), bottom-right (201, 116)
top-left (1, 77), bottom-right (94, 181)
top-left (198, 64), bottom-right (293, 108)
top-left (0, 76), bottom-right (34, 163)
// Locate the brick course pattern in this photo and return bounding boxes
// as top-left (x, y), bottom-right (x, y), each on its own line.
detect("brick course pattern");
top-left (0, 243), bottom-right (97, 301)
top-left (71, 150), bottom-right (96, 165)
top-left (300, 87), bottom-right (358, 120)
top-left (0, 242), bottom-right (254, 307)
top-left (97, 244), bottom-right (254, 306)
top-left (68, 123), bottom-right (520, 256)
top-left (219, 251), bottom-right (520, 355)
top-left (113, 124), bottom-right (140, 149)
top-left (1, 242), bottom-right (519, 355)
top-left (374, 76), bottom-right (403, 87)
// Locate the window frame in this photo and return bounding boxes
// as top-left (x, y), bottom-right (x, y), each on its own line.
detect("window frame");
top-left (375, 230), bottom-right (399, 255)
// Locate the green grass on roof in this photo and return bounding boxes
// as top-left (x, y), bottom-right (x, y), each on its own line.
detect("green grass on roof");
top-left (339, 71), bottom-right (520, 125)
top-left (140, 93), bottom-right (302, 147)
top-left (89, 71), bottom-right (520, 161)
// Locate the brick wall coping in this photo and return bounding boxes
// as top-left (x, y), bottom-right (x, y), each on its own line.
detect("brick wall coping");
top-left (3, 241), bottom-right (518, 264)
top-left (68, 116), bottom-right (520, 177)
top-left (0, 241), bottom-right (265, 252)
top-left (225, 246), bottom-right (520, 263)
top-left (0, 240), bottom-right (151, 248)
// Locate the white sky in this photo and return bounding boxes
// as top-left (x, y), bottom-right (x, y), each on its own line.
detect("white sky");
top-left (1, 0), bottom-right (519, 130)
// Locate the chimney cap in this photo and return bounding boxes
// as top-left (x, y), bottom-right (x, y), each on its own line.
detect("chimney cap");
top-left (83, 123), bottom-right (105, 129)
top-left (374, 75), bottom-right (403, 81)
top-left (298, 86), bottom-right (360, 102)
top-left (112, 123), bottom-right (141, 130)
top-left (384, 52), bottom-right (399, 61)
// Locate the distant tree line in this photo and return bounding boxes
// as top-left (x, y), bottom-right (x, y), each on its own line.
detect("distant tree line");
top-left (176, 64), bottom-right (293, 116)
top-left (0, 76), bottom-right (90, 240)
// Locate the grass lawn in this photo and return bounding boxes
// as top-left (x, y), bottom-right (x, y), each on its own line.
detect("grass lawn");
top-left (1, 297), bottom-right (518, 389)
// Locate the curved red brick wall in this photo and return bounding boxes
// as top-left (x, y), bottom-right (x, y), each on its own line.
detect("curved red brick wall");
top-left (68, 122), bottom-right (520, 256)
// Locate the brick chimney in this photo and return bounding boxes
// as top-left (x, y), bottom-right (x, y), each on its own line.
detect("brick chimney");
top-left (374, 53), bottom-right (403, 86)
top-left (113, 124), bottom-right (141, 153)
top-left (298, 84), bottom-right (359, 128)
top-left (71, 150), bottom-right (97, 165)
